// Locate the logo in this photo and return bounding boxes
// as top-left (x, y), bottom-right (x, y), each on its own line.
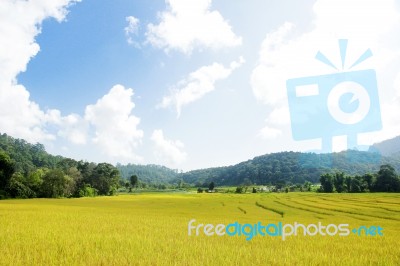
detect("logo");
top-left (188, 219), bottom-right (384, 241)
top-left (286, 39), bottom-right (382, 153)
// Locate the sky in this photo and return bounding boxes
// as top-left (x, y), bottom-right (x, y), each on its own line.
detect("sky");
top-left (1, 0), bottom-right (400, 171)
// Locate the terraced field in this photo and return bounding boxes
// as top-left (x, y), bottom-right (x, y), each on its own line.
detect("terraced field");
top-left (0, 193), bottom-right (399, 265)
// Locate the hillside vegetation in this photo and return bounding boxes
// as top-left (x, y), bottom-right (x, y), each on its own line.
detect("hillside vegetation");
top-left (0, 133), bottom-right (120, 199)
top-left (2, 132), bottom-right (400, 198)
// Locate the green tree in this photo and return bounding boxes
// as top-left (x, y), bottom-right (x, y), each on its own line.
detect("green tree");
top-left (345, 176), bottom-right (352, 192)
top-left (40, 169), bottom-right (69, 198)
top-left (208, 182), bottom-right (215, 191)
top-left (362, 173), bottom-right (374, 192)
top-left (26, 168), bottom-right (46, 192)
top-left (235, 186), bottom-right (243, 193)
top-left (7, 172), bottom-right (35, 198)
top-left (130, 175), bottom-right (138, 189)
top-left (303, 181), bottom-right (312, 192)
top-left (78, 184), bottom-right (97, 197)
top-left (374, 164), bottom-right (400, 192)
top-left (320, 173), bottom-right (334, 193)
top-left (333, 172), bottom-right (346, 193)
top-left (349, 176), bottom-right (362, 193)
top-left (124, 181), bottom-right (130, 191)
top-left (0, 150), bottom-right (14, 191)
top-left (91, 163), bottom-right (120, 195)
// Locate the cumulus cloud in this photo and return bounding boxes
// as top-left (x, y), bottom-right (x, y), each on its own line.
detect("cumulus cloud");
top-left (251, 0), bottom-right (400, 148)
top-left (45, 110), bottom-right (88, 145)
top-left (0, 1), bottom-right (145, 164)
top-left (146, 0), bottom-right (242, 54)
top-left (0, 0), bottom-right (80, 143)
top-left (151, 129), bottom-right (187, 166)
top-left (85, 85), bottom-right (144, 163)
top-left (125, 16), bottom-right (140, 47)
top-left (159, 56), bottom-right (244, 117)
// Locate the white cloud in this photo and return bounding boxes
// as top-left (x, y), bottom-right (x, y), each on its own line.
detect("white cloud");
top-left (85, 85), bottom-right (144, 163)
top-left (146, 0), bottom-right (242, 54)
top-left (0, 0), bottom-right (80, 143)
top-left (159, 56), bottom-right (244, 117)
top-left (251, 0), bottom-right (400, 148)
top-left (151, 129), bottom-right (187, 166)
top-left (45, 110), bottom-right (88, 145)
top-left (125, 16), bottom-right (140, 47)
top-left (0, 1), bottom-right (146, 165)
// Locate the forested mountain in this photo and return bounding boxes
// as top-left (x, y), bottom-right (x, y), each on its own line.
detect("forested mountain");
top-left (369, 135), bottom-right (400, 156)
top-left (180, 150), bottom-right (400, 186)
top-left (2, 132), bottom-right (400, 195)
top-left (117, 164), bottom-right (179, 186)
top-left (0, 133), bottom-right (120, 199)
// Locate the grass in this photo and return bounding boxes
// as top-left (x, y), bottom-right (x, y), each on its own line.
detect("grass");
top-left (0, 193), bottom-right (399, 265)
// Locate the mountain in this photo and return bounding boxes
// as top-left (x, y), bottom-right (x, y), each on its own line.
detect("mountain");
top-left (180, 150), bottom-right (400, 186)
top-left (117, 164), bottom-right (179, 185)
top-left (369, 135), bottom-right (400, 157)
top-left (2, 132), bottom-right (400, 189)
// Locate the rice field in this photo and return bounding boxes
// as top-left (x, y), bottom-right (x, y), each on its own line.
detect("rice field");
top-left (0, 192), bottom-right (399, 265)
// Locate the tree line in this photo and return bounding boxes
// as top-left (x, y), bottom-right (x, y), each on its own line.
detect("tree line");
top-left (0, 133), bottom-right (120, 199)
top-left (319, 164), bottom-right (400, 193)
top-left (180, 151), bottom-right (400, 187)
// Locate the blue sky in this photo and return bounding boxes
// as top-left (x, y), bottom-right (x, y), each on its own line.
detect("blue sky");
top-left (1, 0), bottom-right (400, 170)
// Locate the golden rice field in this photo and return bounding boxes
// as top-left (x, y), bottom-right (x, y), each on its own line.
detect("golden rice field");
top-left (0, 192), bottom-right (399, 265)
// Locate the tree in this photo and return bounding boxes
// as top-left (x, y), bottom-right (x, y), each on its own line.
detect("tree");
top-left (303, 181), bottom-right (312, 192)
top-left (333, 172), bottom-right (345, 193)
top-left (130, 175), bottom-right (138, 189)
top-left (345, 176), bottom-right (352, 192)
top-left (78, 184), bottom-right (97, 197)
top-left (208, 182), bottom-right (215, 191)
top-left (374, 164), bottom-right (400, 192)
top-left (197, 188), bottom-right (203, 193)
top-left (40, 169), bottom-right (69, 198)
top-left (320, 173), bottom-right (334, 193)
top-left (362, 173), bottom-right (374, 192)
top-left (349, 176), bottom-right (361, 193)
top-left (26, 168), bottom-right (45, 192)
top-left (235, 187), bottom-right (243, 193)
top-left (7, 172), bottom-right (35, 198)
top-left (125, 181), bottom-right (130, 191)
top-left (252, 187), bottom-right (257, 193)
top-left (90, 163), bottom-right (120, 195)
top-left (0, 151), bottom-right (14, 191)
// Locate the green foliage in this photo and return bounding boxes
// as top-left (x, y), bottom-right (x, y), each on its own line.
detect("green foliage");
top-left (208, 182), bottom-right (215, 191)
top-left (333, 172), bottom-right (346, 193)
top-left (90, 163), bottom-right (120, 195)
top-left (7, 172), bottom-right (36, 198)
top-left (0, 150), bottom-right (14, 189)
top-left (117, 163), bottom-right (178, 187)
top-left (319, 165), bottom-right (400, 193)
top-left (0, 133), bottom-right (61, 174)
top-left (180, 150), bottom-right (400, 187)
top-left (130, 175), bottom-right (138, 188)
top-left (78, 184), bottom-right (98, 197)
top-left (40, 169), bottom-right (69, 198)
top-left (374, 164), bottom-right (400, 192)
top-left (0, 133), bottom-right (121, 199)
top-left (235, 187), bottom-right (243, 193)
top-left (320, 173), bottom-right (334, 193)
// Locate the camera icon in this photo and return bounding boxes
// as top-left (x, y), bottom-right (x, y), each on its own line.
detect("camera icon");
top-left (286, 40), bottom-right (382, 153)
